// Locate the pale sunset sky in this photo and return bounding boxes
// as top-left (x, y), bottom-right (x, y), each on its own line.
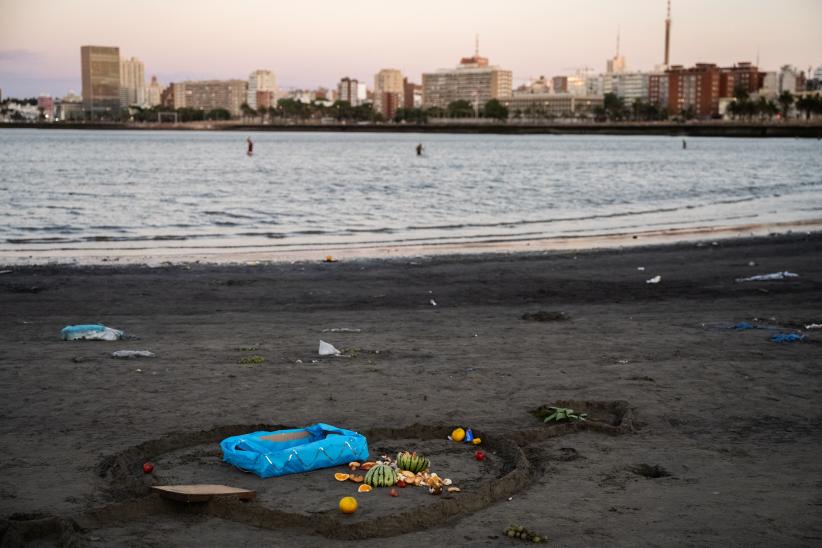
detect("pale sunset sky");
top-left (1, 0), bottom-right (820, 97)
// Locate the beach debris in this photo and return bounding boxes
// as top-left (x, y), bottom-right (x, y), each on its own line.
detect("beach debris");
top-left (112, 350), bottom-right (155, 359)
top-left (239, 355), bottom-right (265, 364)
top-left (521, 310), bottom-right (569, 322)
top-left (0, 270), bottom-right (11, 274)
top-left (748, 261), bottom-right (757, 266)
top-left (472, 437), bottom-right (482, 445)
top-left (390, 488), bottom-right (398, 497)
top-left (474, 450), bottom-right (486, 461)
top-left (735, 271), bottom-right (799, 283)
top-left (143, 462), bottom-right (154, 474)
top-left (629, 464), bottom-right (672, 478)
top-left (646, 275), bottom-right (662, 284)
top-left (430, 299), bottom-right (437, 306)
top-left (733, 322), bottom-right (755, 330)
top-left (152, 484), bottom-right (256, 503)
top-left (318, 340), bottom-right (341, 356)
top-left (364, 464), bottom-right (397, 487)
top-left (61, 324), bottom-right (124, 341)
top-left (334, 473), bottom-right (350, 482)
top-left (771, 332), bottom-right (806, 343)
top-left (804, 323), bottom-right (822, 330)
top-left (339, 496), bottom-right (358, 513)
top-left (637, 266), bottom-right (645, 271)
top-left (348, 461), bottom-right (361, 471)
top-left (537, 406), bottom-right (588, 423)
top-left (357, 484), bottom-right (372, 493)
top-left (504, 525), bottom-right (546, 543)
top-left (447, 486), bottom-right (461, 493)
top-left (449, 427), bottom-right (466, 442)
top-left (322, 327), bottom-right (362, 333)
top-left (396, 451), bottom-right (430, 473)
top-left (324, 256), bottom-right (338, 263)
top-left (464, 428), bottom-right (475, 443)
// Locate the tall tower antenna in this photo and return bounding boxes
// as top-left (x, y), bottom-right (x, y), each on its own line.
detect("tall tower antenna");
top-left (475, 34), bottom-right (479, 57)
top-left (664, 0), bottom-right (672, 68)
top-left (616, 25), bottom-right (621, 56)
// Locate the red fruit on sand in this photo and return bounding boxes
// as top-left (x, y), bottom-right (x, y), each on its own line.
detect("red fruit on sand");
top-left (390, 488), bottom-right (398, 497)
top-left (474, 450), bottom-right (486, 461)
top-left (143, 462), bottom-right (154, 474)
top-left (396, 480), bottom-right (407, 488)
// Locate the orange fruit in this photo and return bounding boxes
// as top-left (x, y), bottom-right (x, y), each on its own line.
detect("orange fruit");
top-left (334, 473), bottom-right (350, 481)
top-left (357, 484), bottom-right (372, 493)
top-left (472, 437), bottom-right (482, 445)
top-left (451, 428), bottom-right (466, 442)
top-left (339, 496), bottom-right (357, 514)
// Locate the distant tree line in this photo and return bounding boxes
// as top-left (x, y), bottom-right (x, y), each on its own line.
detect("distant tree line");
top-left (727, 88), bottom-right (822, 120)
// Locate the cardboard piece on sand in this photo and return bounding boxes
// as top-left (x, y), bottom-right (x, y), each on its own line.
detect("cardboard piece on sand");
top-left (152, 484), bottom-right (256, 503)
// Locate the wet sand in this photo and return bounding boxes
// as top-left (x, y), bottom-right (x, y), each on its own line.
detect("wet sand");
top-left (1, 233), bottom-right (821, 546)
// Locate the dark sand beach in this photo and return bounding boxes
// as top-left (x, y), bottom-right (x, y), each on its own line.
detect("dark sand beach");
top-left (1, 233), bottom-right (821, 547)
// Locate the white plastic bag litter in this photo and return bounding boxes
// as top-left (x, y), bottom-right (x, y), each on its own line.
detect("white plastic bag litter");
top-left (318, 340), bottom-right (341, 356)
top-left (735, 271), bottom-right (799, 283)
top-left (112, 350), bottom-right (155, 359)
top-left (61, 324), bottom-right (124, 341)
top-left (646, 275), bottom-right (662, 284)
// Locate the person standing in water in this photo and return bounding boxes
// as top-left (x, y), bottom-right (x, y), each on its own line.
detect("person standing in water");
top-left (416, 143), bottom-right (424, 156)
top-left (682, 139), bottom-right (687, 150)
top-left (246, 137), bottom-right (254, 156)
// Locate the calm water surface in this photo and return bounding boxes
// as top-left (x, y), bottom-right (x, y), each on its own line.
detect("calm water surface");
top-left (1, 129), bottom-right (820, 258)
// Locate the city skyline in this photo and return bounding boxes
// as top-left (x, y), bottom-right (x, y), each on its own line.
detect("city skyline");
top-left (1, 0), bottom-right (821, 98)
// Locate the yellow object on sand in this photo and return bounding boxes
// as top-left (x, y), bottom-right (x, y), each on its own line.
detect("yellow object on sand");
top-left (334, 473), bottom-right (350, 481)
top-left (472, 437), bottom-right (482, 445)
top-left (339, 496), bottom-right (358, 513)
top-left (451, 428), bottom-right (466, 442)
top-left (357, 484), bottom-right (373, 493)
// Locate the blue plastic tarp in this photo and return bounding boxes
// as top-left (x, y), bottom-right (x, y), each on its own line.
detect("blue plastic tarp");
top-left (221, 423), bottom-right (369, 478)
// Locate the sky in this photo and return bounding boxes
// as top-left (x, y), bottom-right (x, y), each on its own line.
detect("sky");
top-left (1, 0), bottom-right (821, 98)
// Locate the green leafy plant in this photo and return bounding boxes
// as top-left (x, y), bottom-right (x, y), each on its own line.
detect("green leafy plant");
top-left (541, 407), bottom-right (587, 423)
top-left (238, 355), bottom-right (265, 365)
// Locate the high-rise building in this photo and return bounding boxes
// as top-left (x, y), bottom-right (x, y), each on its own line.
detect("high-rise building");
top-left (247, 70), bottom-right (276, 110)
top-left (146, 75), bottom-right (162, 107)
top-left (373, 69), bottom-right (404, 118)
top-left (37, 95), bottom-right (54, 120)
top-left (778, 65), bottom-right (799, 94)
top-left (648, 72), bottom-right (669, 108)
top-left (171, 80), bottom-right (248, 116)
top-left (81, 45), bottom-right (121, 114)
top-left (119, 57), bottom-right (145, 107)
top-left (567, 72), bottom-right (600, 96)
top-left (719, 62), bottom-right (760, 96)
top-left (403, 78), bottom-right (422, 109)
top-left (422, 49), bottom-right (512, 110)
top-left (603, 72), bottom-right (651, 102)
top-left (665, 63), bottom-right (721, 118)
top-left (552, 76), bottom-right (568, 94)
top-left (337, 77), bottom-right (360, 106)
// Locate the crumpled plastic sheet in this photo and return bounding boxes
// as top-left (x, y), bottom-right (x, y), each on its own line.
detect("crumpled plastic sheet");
top-left (735, 271), bottom-right (799, 283)
top-left (61, 324), bottom-right (124, 341)
top-left (770, 332), bottom-right (806, 343)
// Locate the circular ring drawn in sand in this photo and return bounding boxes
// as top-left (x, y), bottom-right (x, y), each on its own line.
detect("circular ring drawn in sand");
top-left (4, 400), bottom-right (633, 543)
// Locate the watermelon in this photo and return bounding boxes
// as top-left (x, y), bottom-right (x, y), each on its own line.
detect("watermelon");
top-left (364, 463), bottom-right (397, 487)
top-left (396, 451), bottom-right (429, 474)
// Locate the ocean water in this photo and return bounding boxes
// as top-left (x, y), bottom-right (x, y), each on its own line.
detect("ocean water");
top-left (0, 129), bottom-right (820, 260)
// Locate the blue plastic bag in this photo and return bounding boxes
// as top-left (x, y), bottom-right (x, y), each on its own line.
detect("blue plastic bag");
top-left (220, 423), bottom-right (369, 478)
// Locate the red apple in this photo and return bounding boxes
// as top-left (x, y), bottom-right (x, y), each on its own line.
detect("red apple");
top-left (474, 450), bottom-right (486, 462)
top-left (143, 462), bottom-right (154, 474)
top-left (390, 488), bottom-right (398, 497)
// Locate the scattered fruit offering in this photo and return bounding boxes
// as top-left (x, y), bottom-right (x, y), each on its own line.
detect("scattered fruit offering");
top-left (472, 438), bottom-right (482, 445)
top-left (357, 484), bottom-right (373, 493)
top-left (396, 480), bottom-right (407, 488)
top-left (360, 461), bottom-right (376, 471)
top-left (451, 427), bottom-right (466, 442)
top-left (348, 461), bottom-right (361, 470)
top-left (475, 450), bottom-right (486, 461)
top-left (142, 462), bottom-right (154, 474)
top-left (334, 473), bottom-right (350, 482)
top-left (447, 487), bottom-right (461, 493)
top-left (349, 474), bottom-right (364, 483)
top-left (396, 451), bottom-right (430, 473)
top-left (339, 496), bottom-right (358, 514)
top-left (364, 463), bottom-right (397, 487)
top-left (390, 488), bottom-right (398, 497)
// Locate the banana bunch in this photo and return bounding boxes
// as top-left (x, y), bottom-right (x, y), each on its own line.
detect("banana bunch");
top-left (504, 525), bottom-right (545, 543)
top-left (542, 407), bottom-right (587, 423)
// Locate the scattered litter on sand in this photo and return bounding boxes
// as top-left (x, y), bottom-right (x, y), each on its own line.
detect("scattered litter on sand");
top-left (430, 299), bottom-right (437, 306)
top-left (733, 322), bottom-right (754, 330)
top-left (322, 328), bottom-right (362, 333)
top-left (504, 525), bottom-right (546, 543)
top-left (319, 340), bottom-right (341, 356)
top-left (771, 332), bottom-right (806, 343)
top-left (0, 269), bottom-right (11, 275)
top-left (61, 324), bottom-right (124, 341)
top-left (111, 350), bottom-right (155, 359)
top-left (637, 266), bottom-right (645, 271)
top-left (646, 275), bottom-right (662, 284)
top-left (805, 323), bottom-right (822, 330)
top-left (735, 271), bottom-right (799, 282)
top-left (152, 484), bottom-right (256, 503)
